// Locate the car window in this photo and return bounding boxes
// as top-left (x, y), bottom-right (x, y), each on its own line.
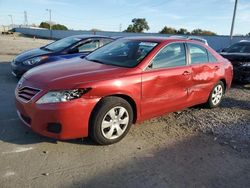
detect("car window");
top-left (43, 36), bottom-right (82, 52)
top-left (207, 50), bottom-right (218, 62)
top-left (102, 38), bottom-right (114, 46)
top-left (188, 43), bottom-right (208, 64)
top-left (151, 43), bottom-right (186, 69)
top-left (226, 42), bottom-right (250, 53)
top-left (77, 40), bottom-right (100, 52)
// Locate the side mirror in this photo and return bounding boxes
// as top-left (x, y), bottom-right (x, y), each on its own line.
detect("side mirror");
top-left (221, 48), bottom-right (228, 53)
top-left (67, 48), bottom-right (79, 54)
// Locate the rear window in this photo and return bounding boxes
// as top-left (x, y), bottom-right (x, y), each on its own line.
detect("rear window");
top-left (207, 51), bottom-right (218, 62)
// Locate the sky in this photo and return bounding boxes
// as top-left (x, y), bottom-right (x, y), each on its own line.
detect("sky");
top-left (0, 0), bottom-right (249, 35)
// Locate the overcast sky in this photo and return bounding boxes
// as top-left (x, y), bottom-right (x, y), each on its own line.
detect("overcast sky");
top-left (0, 0), bottom-right (249, 35)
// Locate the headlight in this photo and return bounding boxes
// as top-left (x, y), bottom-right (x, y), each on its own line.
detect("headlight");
top-left (242, 62), bottom-right (250, 67)
top-left (23, 56), bottom-right (48, 65)
top-left (36, 88), bottom-right (91, 104)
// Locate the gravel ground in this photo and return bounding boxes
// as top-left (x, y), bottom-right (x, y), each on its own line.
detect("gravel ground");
top-left (0, 35), bottom-right (249, 188)
top-left (172, 86), bottom-right (250, 150)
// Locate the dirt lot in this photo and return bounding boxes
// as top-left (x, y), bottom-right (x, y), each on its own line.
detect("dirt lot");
top-left (0, 35), bottom-right (250, 188)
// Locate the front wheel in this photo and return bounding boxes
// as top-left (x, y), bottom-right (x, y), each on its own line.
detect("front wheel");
top-left (206, 81), bottom-right (225, 108)
top-left (90, 97), bottom-right (133, 145)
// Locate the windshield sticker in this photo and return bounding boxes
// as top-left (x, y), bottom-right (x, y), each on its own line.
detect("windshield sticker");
top-left (139, 42), bottom-right (157, 47)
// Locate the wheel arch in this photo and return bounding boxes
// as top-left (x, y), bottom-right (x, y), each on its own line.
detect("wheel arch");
top-left (89, 94), bottom-right (138, 128)
top-left (219, 78), bottom-right (227, 93)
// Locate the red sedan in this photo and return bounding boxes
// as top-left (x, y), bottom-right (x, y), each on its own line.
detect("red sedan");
top-left (15, 37), bottom-right (233, 145)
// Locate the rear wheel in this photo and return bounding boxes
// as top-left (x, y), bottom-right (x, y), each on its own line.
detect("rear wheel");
top-left (206, 81), bottom-right (225, 108)
top-left (90, 97), bottom-right (133, 145)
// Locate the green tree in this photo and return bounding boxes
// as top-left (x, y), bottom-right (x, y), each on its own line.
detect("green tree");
top-left (191, 29), bottom-right (203, 35)
top-left (39, 22), bottom-right (50, 29)
top-left (124, 18), bottom-right (149, 33)
top-left (159, 26), bottom-right (177, 34)
top-left (177, 28), bottom-right (190, 35)
top-left (39, 22), bottom-right (68, 30)
top-left (191, 29), bottom-right (216, 36)
top-left (52, 24), bottom-right (68, 30)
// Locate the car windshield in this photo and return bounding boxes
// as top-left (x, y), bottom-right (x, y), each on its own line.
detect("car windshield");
top-left (226, 42), bottom-right (250, 53)
top-left (85, 39), bottom-right (158, 68)
top-left (43, 36), bottom-right (82, 52)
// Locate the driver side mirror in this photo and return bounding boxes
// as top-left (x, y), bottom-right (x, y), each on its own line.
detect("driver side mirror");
top-left (67, 48), bottom-right (79, 54)
top-left (221, 48), bottom-right (228, 53)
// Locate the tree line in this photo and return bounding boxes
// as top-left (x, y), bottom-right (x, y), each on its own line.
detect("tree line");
top-left (39, 22), bottom-right (68, 30)
top-left (124, 18), bottom-right (216, 35)
top-left (124, 18), bottom-right (250, 36)
top-left (38, 19), bottom-right (250, 36)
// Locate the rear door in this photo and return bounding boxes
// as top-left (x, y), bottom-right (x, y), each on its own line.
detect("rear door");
top-left (141, 42), bottom-right (192, 119)
top-left (187, 42), bottom-right (222, 104)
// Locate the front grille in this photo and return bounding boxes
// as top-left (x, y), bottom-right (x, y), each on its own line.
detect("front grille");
top-left (17, 86), bottom-right (40, 102)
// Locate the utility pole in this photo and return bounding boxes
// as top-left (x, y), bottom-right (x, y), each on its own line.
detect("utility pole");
top-left (230, 0), bottom-right (238, 42)
top-left (119, 23), bottom-right (122, 32)
top-left (8, 15), bottom-right (13, 28)
top-left (24, 11), bottom-right (28, 27)
top-left (46, 9), bottom-right (52, 38)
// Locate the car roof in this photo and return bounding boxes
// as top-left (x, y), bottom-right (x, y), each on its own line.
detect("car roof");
top-left (120, 36), bottom-right (206, 45)
top-left (66, 34), bottom-right (114, 39)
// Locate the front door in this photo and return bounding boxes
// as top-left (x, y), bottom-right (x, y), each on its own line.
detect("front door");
top-left (141, 42), bottom-right (192, 119)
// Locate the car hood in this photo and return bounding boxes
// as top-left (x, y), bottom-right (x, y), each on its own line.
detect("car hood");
top-left (220, 52), bottom-right (250, 62)
top-left (15, 48), bottom-right (51, 62)
top-left (23, 57), bottom-right (130, 88)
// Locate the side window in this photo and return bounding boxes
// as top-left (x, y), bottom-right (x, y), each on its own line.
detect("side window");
top-left (188, 43), bottom-right (209, 64)
top-left (207, 50), bottom-right (218, 62)
top-left (77, 40), bottom-right (100, 52)
top-left (102, 38), bottom-right (114, 46)
top-left (151, 43), bottom-right (186, 69)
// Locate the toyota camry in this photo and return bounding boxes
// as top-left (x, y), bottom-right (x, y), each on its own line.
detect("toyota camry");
top-left (15, 37), bottom-right (233, 145)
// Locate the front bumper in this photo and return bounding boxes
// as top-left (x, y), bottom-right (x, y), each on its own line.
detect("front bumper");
top-left (16, 96), bottom-right (99, 140)
top-left (233, 66), bottom-right (250, 83)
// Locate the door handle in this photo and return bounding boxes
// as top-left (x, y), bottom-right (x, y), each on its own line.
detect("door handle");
top-left (182, 71), bottom-right (191, 76)
top-left (214, 66), bottom-right (219, 70)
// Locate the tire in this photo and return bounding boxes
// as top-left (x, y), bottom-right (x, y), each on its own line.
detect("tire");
top-left (89, 96), bottom-right (133, 145)
top-left (206, 81), bottom-right (225, 108)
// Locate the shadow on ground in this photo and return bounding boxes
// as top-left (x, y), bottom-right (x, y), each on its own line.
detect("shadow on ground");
top-left (65, 132), bottom-right (250, 188)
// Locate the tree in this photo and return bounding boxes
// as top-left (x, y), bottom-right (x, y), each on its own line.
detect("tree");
top-left (39, 22), bottom-right (50, 29)
top-left (124, 18), bottom-right (149, 33)
top-left (201, 30), bottom-right (216, 36)
top-left (191, 29), bottom-right (203, 35)
top-left (191, 29), bottom-right (216, 36)
top-left (246, 32), bottom-right (250, 36)
top-left (159, 26), bottom-right (177, 34)
top-left (177, 28), bottom-right (190, 35)
top-left (39, 22), bottom-right (68, 30)
top-left (52, 24), bottom-right (68, 30)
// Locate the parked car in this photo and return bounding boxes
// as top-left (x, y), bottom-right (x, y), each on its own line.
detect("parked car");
top-left (11, 35), bottom-right (114, 77)
top-left (220, 40), bottom-right (250, 83)
top-left (15, 37), bottom-right (233, 145)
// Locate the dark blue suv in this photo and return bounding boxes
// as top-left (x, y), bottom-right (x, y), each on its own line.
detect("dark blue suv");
top-left (11, 35), bottom-right (114, 77)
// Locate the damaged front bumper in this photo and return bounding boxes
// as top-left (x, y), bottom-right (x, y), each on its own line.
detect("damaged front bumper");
top-left (232, 62), bottom-right (250, 83)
